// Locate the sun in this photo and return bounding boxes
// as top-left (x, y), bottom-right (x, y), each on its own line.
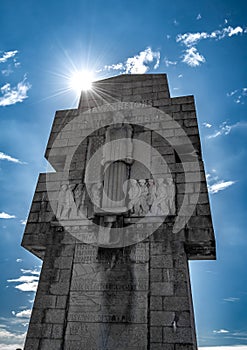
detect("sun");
top-left (69, 70), bottom-right (94, 94)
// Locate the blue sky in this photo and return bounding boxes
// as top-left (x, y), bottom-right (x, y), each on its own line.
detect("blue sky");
top-left (0, 0), bottom-right (246, 348)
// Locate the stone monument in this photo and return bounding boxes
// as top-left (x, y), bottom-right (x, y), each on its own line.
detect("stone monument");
top-left (22, 73), bottom-right (216, 350)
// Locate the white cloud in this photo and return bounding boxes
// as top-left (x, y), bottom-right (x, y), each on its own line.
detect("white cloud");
top-left (0, 77), bottom-right (31, 107)
top-left (7, 268), bottom-right (40, 292)
top-left (0, 212), bottom-right (16, 219)
top-left (1, 68), bottom-right (13, 77)
top-left (178, 74), bottom-right (183, 78)
top-left (12, 281), bottom-right (38, 292)
top-left (176, 25), bottom-right (246, 66)
top-left (125, 47), bottom-right (160, 73)
top-left (182, 47), bottom-right (206, 67)
top-left (196, 14), bottom-right (202, 20)
top-left (16, 259), bottom-right (23, 263)
top-left (0, 328), bottom-right (26, 348)
top-left (223, 297), bottom-right (240, 302)
top-left (213, 329), bottom-right (229, 334)
top-left (20, 269), bottom-right (40, 275)
top-left (203, 122), bottom-right (212, 128)
top-left (177, 25), bottom-right (245, 47)
top-left (164, 57), bottom-right (177, 67)
top-left (104, 47), bottom-right (160, 74)
top-left (208, 180), bottom-right (236, 194)
top-left (207, 170), bottom-right (236, 194)
top-left (104, 63), bottom-right (124, 71)
top-left (0, 151), bottom-right (25, 164)
top-left (15, 309), bottom-right (31, 318)
top-left (207, 121), bottom-right (247, 139)
top-left (227, 88), bottom-right (247, 104)
top-left (228, 26), bottom-right (243, 37)
top-left (0, 50), bottom-right (18, 64)
top-left (20, 219), bottom-right (27, 225)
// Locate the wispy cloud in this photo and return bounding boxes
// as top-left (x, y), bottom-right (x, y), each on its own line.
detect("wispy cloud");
top-left (208, 180), bottom-right (236, 194)
top-left (207, 171), bottom-right (236, 194)
top-left (203, 122), bottom-right (212, 128)
top-left (14, 309), bottom-right (31, 318)
top-left (0, 212), bottom-right (16, 219)
top-left (16, 259), bottom-right (23, 263)
top-left (213, 329), bottom-right (230, 334)
top-left (1, 68), bottom-right (13, 77)
top-left (0, 328), bottom-right (26, 350)
top-left (164, 57), bottom-right (177, 67)
top-left (227, 87), bottom-right (247, 104)
top-left (20, 219), bottom-right (27, 225)
top-left (177, 25), bottom-right (245, 47)
top-left (0, 77), bottom-right (31, 107)
top-left (20, 269), bottom-right (40, 275)
top-left (207, 121), bottom-right (247, 139)
top-left (104, 47), bottom-right (160, 74)
top-left (182, 47), bottom-right (205, 67)
top-left (0, 51), bottom-right (18, 64)
top-left (176, 25), bottom-right (246, 66)
top-left (223, 297), bottom-right (240, 302)
top-left (7, 268), bottom-right (40, 292)
top-left (196, 14), bottom-right (202, 20)
top-left (0, 151), bottom-right (25, 164)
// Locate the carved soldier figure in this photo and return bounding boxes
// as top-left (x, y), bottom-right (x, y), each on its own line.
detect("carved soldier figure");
top-left (57, 184), bottom-right (74, 219)
top-left (152, 178), bottom-right (169, 215)
top-left (128, 179), bottom-right (141, 214)
top-left (166, 177), bottom-right (176, 214)
top-left (138, 179), bottom-right (149, 215)
top-left (147, 178), bottom-right (156, 213)
top-left (90, 182), bottom-right (102, 209)
top-left (73, 183), bottom-right (85, 217)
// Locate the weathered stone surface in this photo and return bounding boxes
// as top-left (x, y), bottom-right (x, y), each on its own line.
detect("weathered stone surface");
top-left (22, 73), bottom-right (215, 350)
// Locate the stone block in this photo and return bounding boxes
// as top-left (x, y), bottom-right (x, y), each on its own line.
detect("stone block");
top-left (24, 338), bottom-right (40, 350)
top-left (182, 103), bottom-right (195, 112)
top-left (151, 255), bottom-right (173, 268)
top-left (45, 309), bottom-right (65, 323)
top-left (150, 311), bottom-right (175, 326)
top-left (150, 326), bottom-right (163, 342)
top-left (151, 282), bottom-right (174, 296)
top-left (150, 268), bottom-right (163, 282)
top-left (163, 297), bottom-right (190, 311)
top-left (56, 295), bottom-right (67, 308)
top-left (150, 344), bottom-right (174, 350)
top-left (52, 324), bottom-right (64, 338)
top-left (150, 296), bottom-right (163, 310)
top-left (40, 339), bottom-right (63, 350)
top-left (163, 327), bottom-right (193, 344)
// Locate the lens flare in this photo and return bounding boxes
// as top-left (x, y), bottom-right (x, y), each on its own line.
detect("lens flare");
top-left (69, 70), bottom-right (94, 93)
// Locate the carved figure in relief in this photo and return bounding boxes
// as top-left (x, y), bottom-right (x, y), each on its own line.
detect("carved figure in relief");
top-left (90, 182), bottom-right (102, 209)
top-left (57, 184), bottom-right (74, 219)
top-left (152, 178), bottom-right (169, 215)
top-left (128, 179), bottom-right (141, 214)
top-left (138, 179), bottom-right (149, 215)
top-left (166, 177), bottom-right (175, 214)
top-left (72, 183), bottom-right (85, 217)
top-left (147, 179), bottom-right (156, 212)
